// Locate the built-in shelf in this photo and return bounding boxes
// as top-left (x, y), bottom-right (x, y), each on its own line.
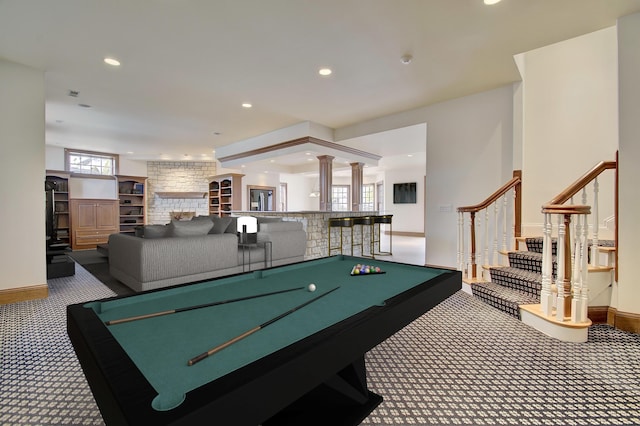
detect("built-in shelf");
top-left (156, 192), bottom-right (207, 199)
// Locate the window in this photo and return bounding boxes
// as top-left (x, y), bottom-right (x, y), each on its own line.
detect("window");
top-left (331, 185), bottom-right (350, 211)
top-left (361, 184), bottom-right (375, 211)
top-left (65, 149), bottom-right (119, 176)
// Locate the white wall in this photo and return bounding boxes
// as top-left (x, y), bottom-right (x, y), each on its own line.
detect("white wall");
top-left (516, 27), bottom-right (619, 235)
top-left (0, 58), bottom-right (46, 292)
top-left (384, 169), bottom-right (425, 233)
top-left (617, 12), bottom-right (640, 316)
top-left (336, 85), bottom-right (514, 268)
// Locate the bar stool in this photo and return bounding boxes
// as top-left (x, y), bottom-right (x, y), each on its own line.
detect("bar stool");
top-left (350, 216), bottom-right (374, 258)
top-left (328, 217), bottom-right (354, 256)
top-left (372, 214), bottom-right (393, 256)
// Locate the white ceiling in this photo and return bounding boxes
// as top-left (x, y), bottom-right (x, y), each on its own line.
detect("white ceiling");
top-left (1, 0), bottom-right (639, 172)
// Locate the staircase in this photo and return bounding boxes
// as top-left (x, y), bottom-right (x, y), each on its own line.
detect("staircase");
top-left (457, 161), bottom-right (618, 342)
top-left (469, 237), bottom-right (615, 322)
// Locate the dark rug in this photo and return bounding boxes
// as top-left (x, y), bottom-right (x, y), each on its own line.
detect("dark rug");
top-left (69, 249), bottom-right (133, 296)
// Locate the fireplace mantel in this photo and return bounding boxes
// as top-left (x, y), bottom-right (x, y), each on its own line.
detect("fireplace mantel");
top-left (155, 192), bottom-right (207, 199)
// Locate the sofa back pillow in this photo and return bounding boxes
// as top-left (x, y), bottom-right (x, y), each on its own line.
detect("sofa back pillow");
top-left (141, 224), bottom-right (169, 238)
top-left (168, 219), bottom-right (213, 237)
top-left (191, 215), bottom-right (233, 234)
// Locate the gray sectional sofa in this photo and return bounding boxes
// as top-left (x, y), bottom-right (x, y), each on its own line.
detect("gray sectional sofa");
top-left (108, 216), bottom-right (307, 292)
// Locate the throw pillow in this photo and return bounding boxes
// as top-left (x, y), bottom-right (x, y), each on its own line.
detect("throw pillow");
top-left (210, 216), bottom-right (232, 234)
top-left (168, 219), bottom-right (213, 237)
top-left (225, 217), bottom-right (239, 234)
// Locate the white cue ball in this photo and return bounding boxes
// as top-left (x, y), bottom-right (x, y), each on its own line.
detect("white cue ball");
top-left (308, 283), bottom-right (317, 292)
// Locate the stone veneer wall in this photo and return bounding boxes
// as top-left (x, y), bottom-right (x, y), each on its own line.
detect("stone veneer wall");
top-left (147, 161), bottom-right (216, 224)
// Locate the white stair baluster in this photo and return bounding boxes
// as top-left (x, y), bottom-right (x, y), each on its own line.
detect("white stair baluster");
top-left (483, 208), bottom-right (489, 279)
top-left (502, 195), bottom-right (507, 259)
top-left (493, 202), bottom-right (499, 265)
top-left (467, 214), bottom-right (473, 280)
top-left (591, 178), bottom-right (600, 267)
top-left (457, 211), bottom-right (463, 272)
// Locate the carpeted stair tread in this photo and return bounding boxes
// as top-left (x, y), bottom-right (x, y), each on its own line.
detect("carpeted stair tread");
top-left (471, 282), bottom-right (539, 319)
top-left (525, 237), bottom-right (615, 254)
top-left (489, 266), bottom-right (542, 296)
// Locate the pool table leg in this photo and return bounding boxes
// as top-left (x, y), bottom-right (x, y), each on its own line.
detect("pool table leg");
top-left (263, 355), bottom-right (382, 426)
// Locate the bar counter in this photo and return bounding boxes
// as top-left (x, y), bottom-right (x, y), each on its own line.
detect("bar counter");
top-left (232, 211), bottom-right (379, 259)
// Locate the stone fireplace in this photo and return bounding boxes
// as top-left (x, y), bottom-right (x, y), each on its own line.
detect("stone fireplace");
top-left (147, 161), bottom-right (216, 224)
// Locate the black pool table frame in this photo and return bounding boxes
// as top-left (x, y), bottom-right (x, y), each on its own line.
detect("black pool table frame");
top-left (67, 258), bottom-right (461, 426)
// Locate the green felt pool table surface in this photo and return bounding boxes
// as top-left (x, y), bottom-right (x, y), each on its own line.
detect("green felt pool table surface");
top-left (85, 255), bottom-right (448, 411)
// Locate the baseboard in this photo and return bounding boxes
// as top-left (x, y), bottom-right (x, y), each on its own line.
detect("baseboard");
top-left (587, 306), bottom-right (609, 324)
top-left (608, 307), bottom-right (640, 334)
top-left (0, 284), bottom-right (48, 304)
top-left (386, 231), bottom-right (424, 237)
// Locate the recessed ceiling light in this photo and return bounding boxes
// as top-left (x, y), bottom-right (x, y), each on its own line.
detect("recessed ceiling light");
top-left (407, 154), bottom-right (413, 157)
top-left (242, 103), bottom-right (252, 108)
top-left (484, 0), bottom-right (501, 4)
top-left (104, 57), bottom-right (121, 66)
top-left (270, 159), bottom-right (275, 163)
top-left (78, 103), bottom-right (91, 108)
top-left (212, 132), bottom-right (221, 136)
top-left (400, 54), bottom-right (413, 65)
top-left (127, 151), bottom-right (134, 154)
top-left (318, 68), bottom-right (332, 76)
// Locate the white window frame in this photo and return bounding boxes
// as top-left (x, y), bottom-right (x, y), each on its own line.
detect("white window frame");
top-left (331, 185), bottom-right (350, 211)
top-left (65, 148), bottom-right (119, 176)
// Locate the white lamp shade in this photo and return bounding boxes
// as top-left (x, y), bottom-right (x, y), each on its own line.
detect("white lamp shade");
top-left (236, 216), bottom-right (258, 233)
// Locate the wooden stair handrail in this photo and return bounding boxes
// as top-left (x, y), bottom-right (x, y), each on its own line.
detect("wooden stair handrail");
top-left (541, 205), bottom-right (591, 215)
top-left (544, 161), bottom-right (616, 206)
top-left (457, 170), bottom-right (522, 213)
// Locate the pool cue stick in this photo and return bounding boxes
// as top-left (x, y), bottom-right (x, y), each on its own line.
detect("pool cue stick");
top-left (105, 286), bottom-right (307, 326)
top-left (187, 286), bottom-right (339, 366)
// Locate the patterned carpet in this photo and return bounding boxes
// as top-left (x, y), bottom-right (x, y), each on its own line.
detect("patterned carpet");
top-left (1, 265), bottom-right (639, 425)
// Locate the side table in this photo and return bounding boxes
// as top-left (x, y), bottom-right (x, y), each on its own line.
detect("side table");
top-left (238, 241), bottom-right (272, 272)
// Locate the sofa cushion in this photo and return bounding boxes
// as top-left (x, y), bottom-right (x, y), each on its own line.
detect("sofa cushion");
top-left (141, 224), bottom-right (169, 238)
top-left (168, 219), bottom-right (213, 237)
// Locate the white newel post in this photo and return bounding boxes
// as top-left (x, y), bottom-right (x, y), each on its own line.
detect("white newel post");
top-left (556, 215), bottom-right (567, 321)
top-left (571, 214), bottom-right (590, 323)
top-left (540, 213), bottom-right (554, 316)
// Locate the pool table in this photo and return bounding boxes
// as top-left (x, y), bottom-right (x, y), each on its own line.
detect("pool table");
top-left (67, 255), bottom-right (461, 425)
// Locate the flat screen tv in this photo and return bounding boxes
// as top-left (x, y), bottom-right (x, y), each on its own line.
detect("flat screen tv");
top-left (393, 182), bottom-right (417, 204)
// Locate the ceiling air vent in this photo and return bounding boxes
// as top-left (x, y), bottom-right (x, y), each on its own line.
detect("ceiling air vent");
top-left (68, 90), bottom-right (79, 98)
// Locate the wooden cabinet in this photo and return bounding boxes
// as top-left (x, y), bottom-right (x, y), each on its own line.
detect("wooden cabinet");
top-left (209, 174), bottom-right (244, 217)
top-left (116, 175), bottom-right (147, 234)
top-left (70, 199), bottom-right (118, 250)
top-left (45, 171), bottom-right (71, 246)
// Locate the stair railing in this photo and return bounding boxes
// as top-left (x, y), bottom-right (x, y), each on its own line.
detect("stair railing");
top-left (457, 171), bottom-right (522, 281)
top-left (539, 160), bottom-right (617, 324)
